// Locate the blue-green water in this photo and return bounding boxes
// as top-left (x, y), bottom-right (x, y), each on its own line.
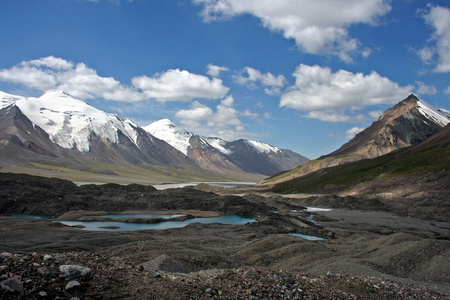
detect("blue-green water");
top-left (288, 233), bottom-right (330, 241)
top-left (57, 215), bottom-right (257, 231)
top-left (102, 214), bottom-right (185, 219)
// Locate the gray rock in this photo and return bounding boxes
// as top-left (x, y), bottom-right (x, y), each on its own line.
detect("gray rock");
top-left (0, 265), bottom-right (8, 274)
top-left (65, 280), bottom-right (81, 290)
top-left (39, 290), bottom-right (48, 297)
top-left (38, 266), bottom-right (49, 276)
top-left (60, 265), bottom-right (93, 281)
top-left (43, 254), bottom-right (53, 261)
top-left (0, 277), bottom-right (24, 293)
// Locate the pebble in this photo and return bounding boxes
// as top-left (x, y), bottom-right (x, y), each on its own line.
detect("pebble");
top-left (43, 254), bottom-right (53, 261)
top-left (65, 280), bottom-right (81, 290)
top-left (60, 264), bottom-right (93, 281)
top-left (0, 277), bottom-right (24, 293)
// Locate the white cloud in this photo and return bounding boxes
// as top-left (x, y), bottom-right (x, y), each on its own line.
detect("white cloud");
top-left (280, 64), bottom-right (412, 122)
top-left (0, 56), bottom-right (144, 101)
top-left (361, 47), bottom-right (372, 58)
top-left (132, 69), bottom-right (229, 102)
top-left (175, 95), bottom-right (244, 139)
top-left (174, 101), bottom-right (213, 127)
top-left (264, 112), bottom-right (273, 119)
top-left (234, 67), bottom-right (286, 94)
top-left (0, 57), bottom-right (229, 102)
top-left (194, 0), bottom-right (391, 62)
top-left (444, 86), bottom-right (450, 95)
top-left (415, 81), bottom-right (437, 95)
top-left (242, 109), bottom-right (258, 118)
top-left (346, 127), bottom-right (365, 138)
top-left (420, 5), bottom-right (450, 73)
top-left (368, 110), bottom-right (383, 119)
top-left (306, 111), bottom-right (366, 123)
top-left (417, 47), bottom-right (434, 64)
top-left (207, 64), bottom-right (229, 77)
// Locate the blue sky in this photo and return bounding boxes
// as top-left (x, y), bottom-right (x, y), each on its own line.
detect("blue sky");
top-left (0, 0), bottom-right (449, 159)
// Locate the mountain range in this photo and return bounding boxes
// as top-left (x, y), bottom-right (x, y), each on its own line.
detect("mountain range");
top-left (0, 90), bottom-right (308, 182)
top-left (261, 94), bottom-right (450, 185)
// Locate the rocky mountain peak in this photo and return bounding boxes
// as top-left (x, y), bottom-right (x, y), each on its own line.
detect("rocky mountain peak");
top-left (262, 94), bottom-right (449, 185)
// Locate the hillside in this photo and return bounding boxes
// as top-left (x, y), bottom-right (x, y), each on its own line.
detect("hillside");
top-left (270, 123), bottom-right (450, 220)
top-left (0, 92), bottom-right (254, 183)
top-left (145, 119), bottom-right (309, 176)
top-left (261, 95), bottom-right (450, 185)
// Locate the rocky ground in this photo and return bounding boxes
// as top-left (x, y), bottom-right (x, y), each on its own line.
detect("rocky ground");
top-left (0, 173), bottom-right (449, 299)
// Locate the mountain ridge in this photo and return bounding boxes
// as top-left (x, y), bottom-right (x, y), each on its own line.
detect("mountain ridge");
top-left (0, 90), bottom-right (307, 181)
top-left (145, 119), bottom-right (309, 176)
top-left (261, 94), bottom-right (450, 185)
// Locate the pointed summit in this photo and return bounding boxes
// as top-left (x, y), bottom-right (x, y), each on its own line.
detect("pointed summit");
top-left (262, 94), bottom-right (449, 185)
top-left (329, 95), bottom-right (449, 159)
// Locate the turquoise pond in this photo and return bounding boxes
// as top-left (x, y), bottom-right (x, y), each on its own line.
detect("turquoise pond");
top-left (288, 233), bottom-right (330, 241)
top-left (102, 214), bottom-right (186, 219)
top-left (56, 215), bottom-right (257, 231)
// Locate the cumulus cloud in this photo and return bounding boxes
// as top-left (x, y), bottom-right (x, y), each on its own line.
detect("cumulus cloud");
top-left (207, 64), bottom-right (229, 77)
top-left (0, 57), bottom-right (229, 102)
top-left (280, 64), bottom-right (412, 122)
top-left (242, 109), bottom-right (258, 118)
top-left (368, 110), bottom-right (384, 119)
top-left (419, 5), bottom-right (450, 73)
top-left (346, 127), bottom-right (365, 138)
top-left (444, 86), bottom-right (450, 96)
top-left (234, 67), bottom-right (286, 95)
top-left (132, 69), bottom-right (229, 102)
top-left (175, 95), bottom-right (244, 138)
top-left (415, 81), bottom-right (437, 95)
top-left (193, 0), bottom-right (391, 62)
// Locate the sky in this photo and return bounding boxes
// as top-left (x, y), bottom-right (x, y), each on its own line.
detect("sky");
top-left (0, 0), bottom-right (449, 159)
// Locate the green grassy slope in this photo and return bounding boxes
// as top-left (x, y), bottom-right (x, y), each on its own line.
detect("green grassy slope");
top-left (272, 125), bottom-right (450, 194)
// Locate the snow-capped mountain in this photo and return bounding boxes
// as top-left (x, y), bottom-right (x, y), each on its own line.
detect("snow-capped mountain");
top-left (3, 91), bottom-right (140, 152)
top-left (328, 94), bottom-right (450, 159)
top-left (144, 119), bottom-right (309, 176)
top-left (262, 94), bottom-right (450, 185)
top-left (144, 119), bottom-right (194, 155)
top-left (0, 90), bottom-right (308, 179)
top-left (0, 91), bottom-right (199, 175)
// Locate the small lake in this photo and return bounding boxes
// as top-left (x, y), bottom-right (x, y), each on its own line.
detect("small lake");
top-left (57, 215), bottom-right (257, 231)
top-left (152, 182), bottom-right (256, 190)
top-left (288, 233), bottom-right (330, 241)
top-left (102, 214), bottom-right (185, 219)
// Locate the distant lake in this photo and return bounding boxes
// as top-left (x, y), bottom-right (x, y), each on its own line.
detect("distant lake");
top-left (57, 215), bottom-right (257, 231)
top-left (102, 214), bottom-right (185, 219)
top-left (152, 182), bottom-right (256, 190)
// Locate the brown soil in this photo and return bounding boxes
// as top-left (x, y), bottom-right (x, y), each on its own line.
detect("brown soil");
top-left (0, 175), bottom-right (449, 299)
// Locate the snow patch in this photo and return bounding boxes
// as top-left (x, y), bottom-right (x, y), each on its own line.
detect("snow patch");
top-left (246, 140), bottom-right (280, 154)
top-left (14, 91), bottom-right (139, 152)
top-left (0, 91), bottom-right (25, 109)
top-left (143, 119), bottom-right (192, 155)
top-left (417, 99), bottom-right (450, 127)
top-left (204, 137), bottom-right (232, 155)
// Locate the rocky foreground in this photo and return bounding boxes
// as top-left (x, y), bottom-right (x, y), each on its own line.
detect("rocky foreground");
top-left (0, 173), bottom-right (449, 299)
top-left (0, 250), bottom-right (445, 300)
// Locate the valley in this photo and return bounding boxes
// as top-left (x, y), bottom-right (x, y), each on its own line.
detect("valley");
top-left (0, 92), bottom-right (449, 299)
top-left (0, 173), bottom-right (449, 299)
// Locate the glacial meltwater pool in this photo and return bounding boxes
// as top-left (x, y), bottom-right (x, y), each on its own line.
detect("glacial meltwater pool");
top-left (56, 215), bottom-right (257, 231)
top-left (288, 233), bottom-right (330, 241)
